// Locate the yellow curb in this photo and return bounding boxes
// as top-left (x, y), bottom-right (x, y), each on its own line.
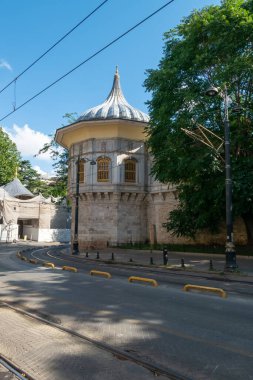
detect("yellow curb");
top-left (62, 266), bottom-right (77, 272)
top-left (128, 276), bottom-right (158, 287)
top-left (183, 284), bottom-right (227, 298)
top-left (20, 256), bottom-right (28, 261)
top-left (90, 270), bottom-right (111, 279)
top-left (43, 262), bottom-right (55, 269)
top-left (29, 259), bottom-right (38, 264)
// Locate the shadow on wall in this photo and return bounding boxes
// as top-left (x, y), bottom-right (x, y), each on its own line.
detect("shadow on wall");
top-left (43, 204), bottom-right (71, 243)
top-left (50, 229), bottom-right (71, 243)
top-left (50, 204), bottom-right (71, 230)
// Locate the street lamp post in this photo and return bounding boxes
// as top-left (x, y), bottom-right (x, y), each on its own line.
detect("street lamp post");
top-left (72, 156), bottom-right (96, 255)
top-left (205, 85), bottom-right (238, 270)
top-left (72, 155), bottom-right (80, 255)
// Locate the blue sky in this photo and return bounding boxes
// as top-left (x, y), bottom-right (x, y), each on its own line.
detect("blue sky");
top-left (0, 0), bottom-right (221, 176)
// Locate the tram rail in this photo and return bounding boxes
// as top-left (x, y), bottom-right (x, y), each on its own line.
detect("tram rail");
top-left (0, 354), bottom-right (35, 380)
top-left (24, 246), bottom-right (253, 288)
top-left (1, 301), bottom-right (190, 380)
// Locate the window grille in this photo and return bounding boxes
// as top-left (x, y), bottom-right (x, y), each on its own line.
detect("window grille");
top-left (97, 157), bottom-right (110, 182)
top-left (124, 159), bottom-right (136, 182)
top-left (78, 161), bottom-right (85, 183)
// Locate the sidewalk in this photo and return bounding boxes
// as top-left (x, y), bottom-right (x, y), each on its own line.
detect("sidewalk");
top-left (76, 247), bottom-right (253, 277)
top-left (1, 240), bottom-right (253, 276)
top-left (0, 306), bottom-right (168, 380)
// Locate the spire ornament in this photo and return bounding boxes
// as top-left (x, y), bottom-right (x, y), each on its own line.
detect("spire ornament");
top-left (77, 68), bottom-right (149, 123)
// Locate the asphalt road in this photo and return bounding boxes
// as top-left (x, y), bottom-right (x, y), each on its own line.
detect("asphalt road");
top-left (31, 246), bottom-right (253, 298)
top-left (0, 243), bottom-right (253, 380)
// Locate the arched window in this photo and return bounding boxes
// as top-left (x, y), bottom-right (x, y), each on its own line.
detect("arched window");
top-left (78, 160), bottom-right (85, 183)
top-left (124, 159), bottom-right (136, 183)
top-left (97, 157), bottom-right (110, 182)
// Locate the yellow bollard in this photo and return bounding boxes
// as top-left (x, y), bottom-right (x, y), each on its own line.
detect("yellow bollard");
top-left (62, 266), bottom-right (77, 272)
top-left (43, 262), bottom-right (55, 269)
top-left (183, 284), bottom-right (227, 298)
top-left (90, 270), bottom-right (111, 279)
top-left (128, 276), bottom-right (158, 287)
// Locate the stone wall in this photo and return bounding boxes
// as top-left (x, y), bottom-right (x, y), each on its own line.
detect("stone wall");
top-left (69, 137), bottom-right (249, 249)
top-left (77, 192), bottom-right (117, 250)
top-left (147, 190), bottom-right (248, 246)
top-left (115, 193), bottom-right (148, 245)
top-left (74, 187), bottom-right (248, 249)
top-left (75, 192), bottom-right (149, 250)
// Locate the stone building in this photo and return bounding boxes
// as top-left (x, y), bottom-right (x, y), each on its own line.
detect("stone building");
top-left (55, 68), bottom-right (247, 250)
top-left (0, 177), bottom-right (70, 242)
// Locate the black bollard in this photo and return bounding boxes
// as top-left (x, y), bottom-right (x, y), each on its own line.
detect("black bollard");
top-left (129, 258), bottom-right (133, 262)
top-left (111, 252), bottom-right (114, 261)
top-left (86, 252), bottom-right (89, 258)
top-left (96, 252), bottom-right (100, 259)
top-left (163, 247), bottom-right (168, 265)
top-left (150, 257), bottom-right (154, 265)
top-left (209, 259), bottom-right (214, 271)
top-left (181, 258), bottom-right (185, 268)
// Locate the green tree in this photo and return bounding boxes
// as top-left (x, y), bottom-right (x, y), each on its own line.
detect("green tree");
top-left (37, 138), bottom-right (68, 198)
top-left (36, 140), bottom-right (68, 198)
top-left (144, 0), bottom-right (253, 243)
top-left (0, 127), bottom-right (20, 185)
top-left (18, 160), bottom-right (48, 195)
top-left (37, 113), bottom-right (76, 198)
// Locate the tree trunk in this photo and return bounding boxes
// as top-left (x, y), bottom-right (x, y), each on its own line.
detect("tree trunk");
top-left (242, 213), bottom-right (253, 245)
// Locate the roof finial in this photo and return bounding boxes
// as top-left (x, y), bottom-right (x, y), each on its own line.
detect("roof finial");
top-left (75, 66), bottom-right (150, 123)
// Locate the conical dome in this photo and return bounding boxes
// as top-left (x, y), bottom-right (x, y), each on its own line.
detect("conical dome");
top-left (2, 178), bottom-right (34, 199)
top-left (77, 67), bottom-right (149, 123)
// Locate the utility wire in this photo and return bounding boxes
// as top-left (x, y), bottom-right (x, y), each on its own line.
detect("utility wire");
top-left (0, 0), bottom-right (176, 123)
top-left (0, 0), bottom-right (109, 95)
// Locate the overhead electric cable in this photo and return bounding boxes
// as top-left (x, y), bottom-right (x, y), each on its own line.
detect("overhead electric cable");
top-left (0, 0), bottom-right (109, 95)
top-left (0, 0), bottom-right (176, 123)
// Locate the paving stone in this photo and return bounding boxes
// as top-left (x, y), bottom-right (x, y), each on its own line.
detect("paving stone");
top-left (0, 364), bottom-right (17, 380)
top-left (0, 308), bottom-right (168, 380)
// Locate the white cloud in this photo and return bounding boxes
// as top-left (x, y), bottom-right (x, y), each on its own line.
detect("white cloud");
top-left (33, 165), bottom-right (47, 176)
top-left (0, 59), bottom-right (12, 71)
top-left (32, 165), bottom-right (55, 178)
top-left (7, 124), bottom-right (51, 160)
